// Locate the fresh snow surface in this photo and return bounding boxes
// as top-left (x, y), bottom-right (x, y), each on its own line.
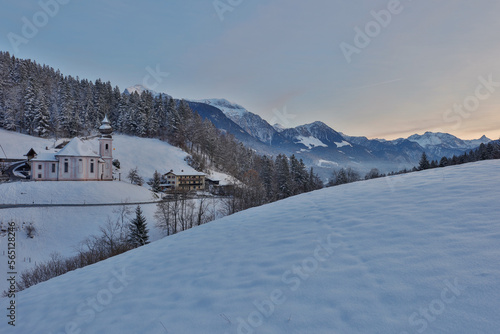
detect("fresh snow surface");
top-left (54, 137), bottom-right (99, 158)
top-left (2, 160), bottom-right (499, 333)
top-left (295, 135), bottom-right (328, 149)
top-left (0, 181), bottom-right (155, 205)
top-left (0, 129), bottom-right (61, 159)
top-left (205, 170), bottom-right (238, 186)
top-left (112, 134), bottom-right (200, 182)
top-left (334, 140), bottom-right (352, 148)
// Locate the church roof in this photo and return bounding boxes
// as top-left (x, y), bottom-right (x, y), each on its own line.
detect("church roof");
top-left (32, 152), bottom-right (57, 162)
top-left (99, 123), bottom-right (112, 131)
top-left (24, 148), bottom-right (37, 157)
top-left (55, 138), bottom-right (100, 157)
top-left (99, 115), bottom-right (113, 134)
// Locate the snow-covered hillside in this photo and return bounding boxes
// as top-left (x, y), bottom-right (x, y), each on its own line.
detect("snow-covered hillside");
top-left (0, 129), bottom-right (232, 185)
top-left (0, 129), bottom-right (232, 294)
top-left (2, 160), bottom-right (499, 333)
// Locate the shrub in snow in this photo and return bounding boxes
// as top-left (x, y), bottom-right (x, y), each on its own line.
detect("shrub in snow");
top-left (127, 167), bottom-right (144, 186)
top-left (25, 222), bottom-right (36, 238)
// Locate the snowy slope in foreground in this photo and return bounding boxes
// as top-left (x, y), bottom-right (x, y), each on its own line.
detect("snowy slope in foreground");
top-left (2, 161), bottom-right (500, 333)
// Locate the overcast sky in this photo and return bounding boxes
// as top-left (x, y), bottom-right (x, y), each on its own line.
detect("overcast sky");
top-left (1, 0), bottom-right (500, 140)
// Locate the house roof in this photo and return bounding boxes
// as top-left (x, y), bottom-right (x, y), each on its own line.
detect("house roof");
top-left (55, 138), bottom-right (100, 157)
top-left (165, 170), bottom-right (206, 176)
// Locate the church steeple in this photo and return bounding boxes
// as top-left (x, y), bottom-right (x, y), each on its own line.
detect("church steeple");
top-left (98, 115), bottom-right (113, 181)
top-left (99, 115), bottom-right (113, 138)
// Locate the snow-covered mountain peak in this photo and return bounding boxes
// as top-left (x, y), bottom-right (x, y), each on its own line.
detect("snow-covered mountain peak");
top-left (192, 98), bottom-right (280, 145)
top-left (408, 132), bottom-right (462, 148)
top-left (465, 135), bottom-right (493, 148)
top-left (294, 121), bottom-right (342, 139)
top-left (407, 132), bottom-right (491, 150)
top-left (195, 98), bottom-right (248, 117)
top-left (123, 84), bottom-right (168, 97)
top-left (273, 123), bottom-right (287, 132)
top-left (280, 121), bottom-right (347, 150)
top-left (300, 121), bottom-right (332, 131)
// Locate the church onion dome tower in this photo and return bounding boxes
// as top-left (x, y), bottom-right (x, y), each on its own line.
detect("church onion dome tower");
top-left (99, 115), bottom-right (113, 137)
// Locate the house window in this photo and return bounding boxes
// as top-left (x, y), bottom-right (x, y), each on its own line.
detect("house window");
top-left (78, 159), bottom-right (83, 173)
top-left (90, 162), bottom-right (94, 173)
top-left (64, 162), bottom-right (69, 173)
top-left (105, 144), bottom-right (109, 150)
top-left (52, 164), bottom-right (56, 173)
top-left (38, 164), bottom-right (42, 170)
top-left (38, 174), bottom-right (42, 179)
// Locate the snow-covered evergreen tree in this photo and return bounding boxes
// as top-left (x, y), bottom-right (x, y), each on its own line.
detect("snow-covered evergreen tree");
top-left (148, 170), bottom-right (163, 193)
top-left (23, 79), bottom-right (37, 134)
top-left (419, 152), bottom-right (430, 170)
top-left (128, 205), bottom-right (150, 247)
top-left (275, 154), bottom-right (292, 199)
top-left (33, 89), bottom-right (51, 137)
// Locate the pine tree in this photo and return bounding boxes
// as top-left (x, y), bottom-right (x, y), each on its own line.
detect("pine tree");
top-left (333, 168), bottom-right (347, 185)
top-left (259, 155), bottom-right (275, 200)
top-left (274, 154), bottom-right (292, 199)
top-left (33, 89), bottom-right (51, 137)
top-left (439, 156), bottom-right (449, 167)
top-left (128, 205), bottom-right (149, 247)
top-left (148, 170), bottom-right (163, 193)
top-left (23, 79), bottom-right (37, 134)
top-left (419, 152), bottom-right (430, 170)
top-left (309, 167), bottom-right (324, 191)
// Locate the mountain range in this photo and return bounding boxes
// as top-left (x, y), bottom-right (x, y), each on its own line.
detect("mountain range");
top-left (126, 85), bottom-right (492, 177)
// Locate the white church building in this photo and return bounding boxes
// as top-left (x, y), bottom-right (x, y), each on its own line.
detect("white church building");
top-left (31, 116), bottom-right (114, 181)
